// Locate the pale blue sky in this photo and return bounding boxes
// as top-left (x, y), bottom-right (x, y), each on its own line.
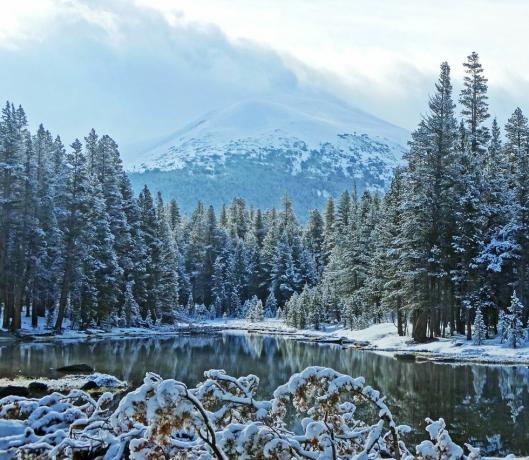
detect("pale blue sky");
top-left (1, 0), bottom-right (527, 149)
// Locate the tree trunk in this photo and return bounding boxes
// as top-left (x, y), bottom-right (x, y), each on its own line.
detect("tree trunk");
top-left (31, 300), bottom-right (38, 328)
top-left (11, 288), bottom-right (22, 331)
top-left (55, 263), bottom-right (72, 331)
top-left (2, 289), bottom-right (13, 329)
top-left (412, 309), bottom-right (428, 342)
top-left (466, 308), bottom-right (472, 340)
top-left (397, 306), bottom-right (404, 336)
top-left (456, 306), bottom-right (465, 334)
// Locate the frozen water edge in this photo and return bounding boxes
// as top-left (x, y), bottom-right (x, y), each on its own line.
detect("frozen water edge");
top-left (3, 315), bottom-right (529, 366)
top-left (203, 319), bottom-right (529, 366)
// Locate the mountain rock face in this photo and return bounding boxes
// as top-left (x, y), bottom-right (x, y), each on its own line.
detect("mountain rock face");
top-left (126, 97), bottom-right (408, 216)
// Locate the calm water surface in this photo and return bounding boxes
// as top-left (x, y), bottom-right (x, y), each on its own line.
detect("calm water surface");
top-left (0, 333), bottom-right (528, 455)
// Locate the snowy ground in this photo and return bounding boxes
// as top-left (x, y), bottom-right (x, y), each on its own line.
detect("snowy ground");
top-left (0, 314), bottom-right (195, 342)
top-left (3, 315), bottom-right (529, 365)
top-left (202, 319), bottom-right (529, 365)
top-left (0, 373), bottom-right (127, 393)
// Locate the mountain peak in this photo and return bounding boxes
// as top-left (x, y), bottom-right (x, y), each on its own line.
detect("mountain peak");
top-left (126, 95), bottom-right (408, 215)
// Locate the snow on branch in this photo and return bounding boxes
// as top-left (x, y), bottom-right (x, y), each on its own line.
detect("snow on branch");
top-left (0, 367), bottom-right (484, 459)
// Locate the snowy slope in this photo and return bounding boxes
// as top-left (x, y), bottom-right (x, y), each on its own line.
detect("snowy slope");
top-left (126, 96), bottom-right (408, 214)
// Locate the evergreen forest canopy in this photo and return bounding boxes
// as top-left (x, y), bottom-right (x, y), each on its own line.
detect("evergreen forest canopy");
top-left (1, 51), bottom-right (529, 343)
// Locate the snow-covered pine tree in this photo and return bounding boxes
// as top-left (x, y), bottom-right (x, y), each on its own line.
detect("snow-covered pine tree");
top-left (247, 298), bottom-right (264, 322)
top-left (138, 185), bottom-right (160, 321)
top-left (399, 62), bottom-right (458, 342)
top-left (473, 307), bottom-right (487, 345)
top-left (154, 192), bottom-right (179, 323)
top-left (185, 294), bottom-right (195, 318)
top-left (322, 197), bottom-right (335, 267)
top-left (497, 310), bottom-right (507, 343)
top-left (230, 290), bottom-right (242, 318)
top-left (303, 209), bottom-right (325, 274)
top-left (505, 291), bottom-right (525, 348)
top-left (270, 236), bottom-right (302, 305)
top-left (264, 291), bottom-right (277, 318)
top-left (55, 139), bottom-right (93, 331)
top-left (378, 168), bottom-right (406, 335)
top-left (123, 281), bottom-right (141, 327)
top-left (504, 108), bottom-right (529, 314)
top-left (86, 177), bottom-right (121, 327)
top-left (336, 191), bottom-right (351, 234)
top-left (459, 52), bottom-right (490, 154)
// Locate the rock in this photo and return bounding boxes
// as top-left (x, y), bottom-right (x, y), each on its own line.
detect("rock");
top-left (81, 381), bottom-right (99, 391)
top-left (0, 385), bottom-right (29, 398)
top-left (18, 335), bottom-right (35, 342)
top-left (56, 364), bottom-right (94, 373)
top-left (395, 353), bottom-right (417, 362)
top-left (28, 381), bottom-right (49, 396)
top-left (432, 356), bottom-right (459, 363)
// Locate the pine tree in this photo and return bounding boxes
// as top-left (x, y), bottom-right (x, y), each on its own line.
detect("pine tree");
top-left (246, 297), bottom-right (264, 322)
top-left (304, 209), bottom-right (325, 275)
top-left (505, 291), bottom-right (525, 348)
top-left (504, 108), bottom-right (529, 314)
top-left (270, 236), bottom-right (301, 305)
top-left (473, 307), bottom-right (487, 345)
top-left (497, 310), bottom-right (507, 343)
top-left (86, 178), bottom-right (121, 326)
top-left (230, 290), bottom-right (242, 318)
top-left (400, 62), bottom-right (458, 342)
top-left (123, 281), bottom-right (141, 327)
top-left (167, 199), bottom-right (181, 235)
top-left (460, 51), bottom-right (490, 153)
top-left (264, 291), bottom-right (277, 318)
top-left (336, 191), bottom-right (351, 233)
top-left (138, 185), bottom-right (160, 320)
top-left (378, 168), bottom-right (406, 335)
top-left (322, 197), bottom-right (335, 267)
top-left (154, 192), bottom-right (179, 323)
top-left (55, 139), bottom-right (93, 331)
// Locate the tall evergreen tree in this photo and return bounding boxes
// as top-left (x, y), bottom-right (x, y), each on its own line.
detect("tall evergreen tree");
top-left (460, 52), bottom-right (490, 153)
top-left (400, 62), bottom-right (458, 341)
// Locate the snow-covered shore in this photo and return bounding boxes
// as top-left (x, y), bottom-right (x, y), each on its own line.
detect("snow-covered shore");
top-left (201, 319), bottom-right (529, 365)
top-left (3, 316), bottom-right (529, 366)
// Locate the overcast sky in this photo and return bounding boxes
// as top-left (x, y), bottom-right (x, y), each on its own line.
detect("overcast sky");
top-left (1, 0), bottom-right (528, 148)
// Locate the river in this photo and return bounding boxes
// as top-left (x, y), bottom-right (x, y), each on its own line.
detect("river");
top-left (0, 332), bottom-right (528, 455)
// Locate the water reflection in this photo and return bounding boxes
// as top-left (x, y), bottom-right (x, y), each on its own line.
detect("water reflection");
top-left (0, 333), bottom-right (528, 455)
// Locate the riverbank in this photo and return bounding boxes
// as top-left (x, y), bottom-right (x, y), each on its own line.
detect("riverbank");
top-left (208, 319), bottom-right (529, 366)
top-left (3, 315), bottom-right (529, 366)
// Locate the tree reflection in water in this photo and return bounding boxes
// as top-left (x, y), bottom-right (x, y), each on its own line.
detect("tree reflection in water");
top-left (0, 333), bottom-right (528, 455)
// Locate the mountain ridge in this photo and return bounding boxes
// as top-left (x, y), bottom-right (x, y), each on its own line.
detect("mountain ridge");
top-left (126, 96), bottom-right (408, 215)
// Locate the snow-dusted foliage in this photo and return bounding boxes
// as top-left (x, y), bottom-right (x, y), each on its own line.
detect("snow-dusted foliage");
top-left (0, 367), bottom-right (480, 460)
top-left (504, 292), bottom-right (526, 348)
top-left (472, 308), bottom-right (487, 345)
top-left (245, 297), bottom-right (264, 322)
top-left (415, 418), bottom-right (480, 460)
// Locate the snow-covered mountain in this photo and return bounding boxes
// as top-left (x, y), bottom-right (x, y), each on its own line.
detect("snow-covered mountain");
top-left (126, 96), bottom-right (408, 215)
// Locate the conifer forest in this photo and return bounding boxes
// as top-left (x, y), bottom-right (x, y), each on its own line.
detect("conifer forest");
top-left (1, 53), bottom-right (529, 347)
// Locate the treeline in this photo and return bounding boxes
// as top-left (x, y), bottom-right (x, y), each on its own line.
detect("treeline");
top-left (0, 106), bottom-right (324, 330)
top-left (2, 51), bottom-right (529, 343)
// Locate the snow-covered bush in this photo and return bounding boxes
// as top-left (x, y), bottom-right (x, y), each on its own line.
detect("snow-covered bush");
top-left (0, 367), bottom-right (481, 460)
top-left (415, 418), bottom-right (480, 460)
